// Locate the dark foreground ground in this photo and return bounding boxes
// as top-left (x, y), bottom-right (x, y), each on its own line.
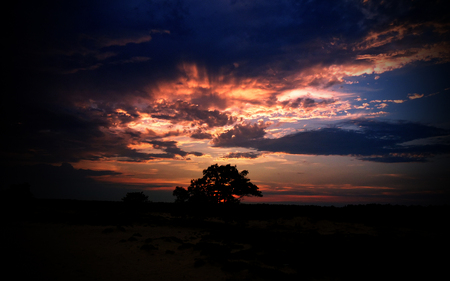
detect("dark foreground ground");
top-left (2, 200), bottom-right (449, 281)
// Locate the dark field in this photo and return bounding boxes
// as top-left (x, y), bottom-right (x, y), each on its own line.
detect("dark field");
top-left (3, 200), bottom-right (448, 281)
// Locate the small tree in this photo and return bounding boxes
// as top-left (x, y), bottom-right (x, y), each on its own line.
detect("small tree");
top-left (173, 164), bottom-right (262, 204)
top-left (122, 191), bottom-right (149, 204)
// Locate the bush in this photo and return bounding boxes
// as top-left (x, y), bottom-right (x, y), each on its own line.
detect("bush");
top-left (121, 191), bottom-right (149, 204)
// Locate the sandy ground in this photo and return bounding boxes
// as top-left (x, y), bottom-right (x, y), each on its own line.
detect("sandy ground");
top-left (4, 216), bottom-right (373, 281)
top-left (3, 203), bottom-right (447, 281)
top-left (5, 221), bottom-right (228, 281)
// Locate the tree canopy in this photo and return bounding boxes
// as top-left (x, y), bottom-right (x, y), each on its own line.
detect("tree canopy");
top-left (122, 191), bottom-right (149, 204)
top-left (173, 164), bottom-right (262, 204)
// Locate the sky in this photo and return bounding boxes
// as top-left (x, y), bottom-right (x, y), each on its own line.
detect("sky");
top-left (5, 0), bottom-right (450, 205)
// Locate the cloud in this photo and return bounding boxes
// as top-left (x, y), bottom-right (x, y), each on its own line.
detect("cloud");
top-left (14, 0), bottom-right (448, 123)
top-left (10, 1), bottom-right (450, 165)
top-left (190, 129), bottom-right (213, 140)
top-left (276, 97), bottom-right (337, 110)
top-left (111, 56), bottom-right (151, 65)
top-left (213, 119), bottom-right (450, 162)
top-left (212, 121), bottom-right (270, 147)
top-left (255, 127), bottom-right (387, 156)
top-left (55, 162), bottom-right (122, 176)
top-left (222, 152), bottom-right (261, 159)
top-left (77, 167), bottom-right (122, 177)
top-left (96, 33), bottom-right (153, 48)
top-left (408, 93), bottom-right (425, 100)
top-left (146, 140), bottom-right (203, 158)
top-left (3, 163), bottom-right (124, 200)
top-left (190, 91), bottom-right (230, 110)
top-left (147, 100), bottom-right (237, 127)
top-left (2, 103), bottom-right (205, 164)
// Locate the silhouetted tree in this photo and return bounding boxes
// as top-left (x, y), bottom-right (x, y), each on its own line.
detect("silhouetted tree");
top-left (122, 191), bottom-right (149, 204)
top-left (173, 164), bottom-right (262, 204)
top-left (173, 186), bottom-right (190, 203)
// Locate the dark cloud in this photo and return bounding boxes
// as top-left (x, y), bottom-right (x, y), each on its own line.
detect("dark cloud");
top-left (212, 122), bottom-right (269, 147)
top-left (77, 167), bottom-right (122, 177)
top-left (2, 163), bottom-right (123, 200)
top-left (10, 0), bottom-right (450, 163)
top-left (213, 120), bottom-right (450, 162)
top-left (2, 103), bottom-right (201, 164)
top-left (4, 105), bottom-right (106, 164)
top-left (83, 101), bottom-right (141, 127)
top-left (145, 129), bottom-right (183, 139)
top-left (255, 128), bottom-right (388, 156)
top-left (11, 0), bottom-right (449, 118)
top-left (190, 129), bottom-right (213, 140)
top-left (146, 140), bottom-right (203, 158)
top-left (2, 162), bottom-right (178, 201)
top-left (190, 90), bottom-right (230, 110)
top-left (276, 97), bottom-right (336, 109)
top-left (14, 0), bottom-right (450, 96)
top-left (148, 100), bottom-right (237, 127)
top-left (222, 152), bottom-right (261, 159)
top-left (347, 119), bottom-right (448, 143)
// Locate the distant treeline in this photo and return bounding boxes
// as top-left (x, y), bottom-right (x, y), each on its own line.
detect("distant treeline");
top-left (3, 198), bottom-right (448, 228)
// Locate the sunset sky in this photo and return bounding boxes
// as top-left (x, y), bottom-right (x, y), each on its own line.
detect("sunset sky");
top-left (6, 0), bottom-right (450, 205)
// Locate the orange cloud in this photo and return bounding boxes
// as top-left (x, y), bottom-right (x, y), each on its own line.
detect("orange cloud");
top-left (95, 30), bottom-right (169, 48)
top-left (408, 93), bottom-right (425, 100)
top-left (353, 24), bottom-right (410, 51)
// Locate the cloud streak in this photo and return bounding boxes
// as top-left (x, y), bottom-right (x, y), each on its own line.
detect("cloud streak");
top-left (212, 119), bottom-right (450, 162)
top-left (222, 152), bottom-right (262, 159)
